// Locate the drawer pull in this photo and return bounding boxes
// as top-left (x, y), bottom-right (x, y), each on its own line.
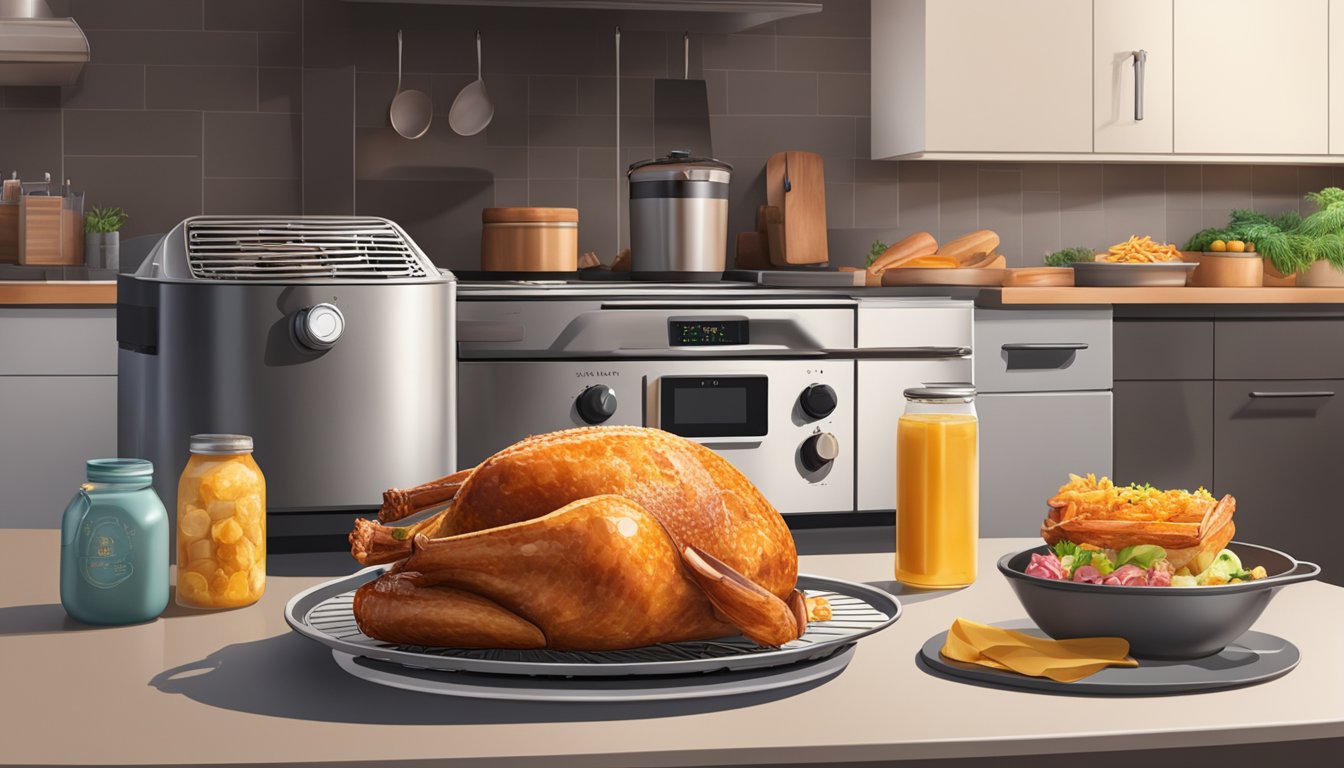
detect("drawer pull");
top-left (1002, 342), bottom-right (1089, 352)
top-left (1248, 391), bottom-right (1335, 399)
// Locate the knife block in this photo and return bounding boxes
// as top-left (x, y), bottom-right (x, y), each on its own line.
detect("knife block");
top-left (18, 196), bottom-right (68, 265)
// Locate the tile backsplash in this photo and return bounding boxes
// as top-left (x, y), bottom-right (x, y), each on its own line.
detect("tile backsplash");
top-left (2, 0), bottom-right (1341, 271)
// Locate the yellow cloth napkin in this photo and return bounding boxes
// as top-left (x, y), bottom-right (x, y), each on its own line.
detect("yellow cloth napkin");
top-left (940, 618), bottom-right (1138, 683)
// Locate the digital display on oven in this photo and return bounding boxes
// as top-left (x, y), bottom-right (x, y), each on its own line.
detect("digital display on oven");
top-left (660, 376), bottom-right (768, 438)
top-left (668, 319), bottom-right (749, 346)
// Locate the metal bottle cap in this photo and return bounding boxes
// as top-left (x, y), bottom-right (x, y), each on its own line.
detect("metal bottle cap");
top-left (903, 385), bottom-right (977, 403)
top-left (189, 434), bottom-right (254, 455)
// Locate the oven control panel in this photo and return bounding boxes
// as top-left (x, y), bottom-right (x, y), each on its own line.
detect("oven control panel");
top-left (457, 360), bottom-right (854, 515)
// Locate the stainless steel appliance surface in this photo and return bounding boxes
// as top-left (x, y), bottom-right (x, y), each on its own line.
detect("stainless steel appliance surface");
top-left (118, 217), bottom-right (456, 539)
top-left (457, 282), bottom-right (972, 515)
top-left (628, 152), bottom-right (731, 281)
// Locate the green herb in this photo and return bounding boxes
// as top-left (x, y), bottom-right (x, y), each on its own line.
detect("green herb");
top-left (1115, 544), bottom-right (1167, 570)
top-left (866, 240), bottom-right (888, 267)
top-left (1052, 540), bottom-right (1080, 559)
top-left (84, 206), bottom-right (128, 234)
top-left (1044, 247), bottom-right (1094, 267)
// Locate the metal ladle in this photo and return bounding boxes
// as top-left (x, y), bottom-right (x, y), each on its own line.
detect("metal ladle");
top-left (449, 31), bottom-right (494, 137)
top-left (389, 30), bottom-right (432, 140)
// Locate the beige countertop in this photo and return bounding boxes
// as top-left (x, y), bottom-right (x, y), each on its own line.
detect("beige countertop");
top-left (3, 529), bottom-right (1343, 766)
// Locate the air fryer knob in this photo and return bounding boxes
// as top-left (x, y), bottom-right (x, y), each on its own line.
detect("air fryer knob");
top-left (800, 432), bottom-right (840, 472)
top-left (576, 384), bottom-right (617, 424)
top-left (800, 383), bottom-right (838, 419)
top-left (294, 303), bottom-right (345, 351)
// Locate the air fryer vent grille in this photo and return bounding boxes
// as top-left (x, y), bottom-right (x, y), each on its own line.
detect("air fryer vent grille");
top-left (185, 218), bottom-right (432, 281)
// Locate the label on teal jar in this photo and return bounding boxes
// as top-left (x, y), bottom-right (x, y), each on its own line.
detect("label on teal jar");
top-left (80, 515), bottom-right (135, 589)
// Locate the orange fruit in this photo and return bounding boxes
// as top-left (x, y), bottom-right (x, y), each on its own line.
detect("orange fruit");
top-left (1209, 240), bottom-right (1227, 252)
top-left (1227, 240), bottom-right (1247, 252)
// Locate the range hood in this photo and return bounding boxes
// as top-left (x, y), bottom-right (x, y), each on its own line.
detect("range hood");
top-left (0, 0), bottom-right (88, 87)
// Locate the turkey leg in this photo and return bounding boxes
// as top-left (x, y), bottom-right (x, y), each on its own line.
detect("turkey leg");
top-left (351, 504), bottom-right (455, 565)
top-left (681, 544), bottom-right (805, 647)
top-left (379, 467), bottom-right (474, 523)
top-left (353, 570), bottom-right (546, 649)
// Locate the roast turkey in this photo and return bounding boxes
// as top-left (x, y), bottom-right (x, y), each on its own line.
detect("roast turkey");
top-left (348, 426), bottom-right (825, 650)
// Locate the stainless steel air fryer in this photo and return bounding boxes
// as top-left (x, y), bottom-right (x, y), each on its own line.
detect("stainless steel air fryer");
top-left (628, 151), bottom-right (731, 281)
top-left (118, 216), bottom-right (456, 537)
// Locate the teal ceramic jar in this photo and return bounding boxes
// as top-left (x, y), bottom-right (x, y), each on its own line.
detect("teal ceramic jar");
top-left (60, 459), bottom-right (169, 625)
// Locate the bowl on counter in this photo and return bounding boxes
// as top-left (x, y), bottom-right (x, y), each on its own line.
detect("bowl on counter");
top-left (998, 542), bottom-right (1319, 659)
top-left (1189, 251), bottom-right (1264, 287)
top-left (1071, 261), bottom-right (1197, 287)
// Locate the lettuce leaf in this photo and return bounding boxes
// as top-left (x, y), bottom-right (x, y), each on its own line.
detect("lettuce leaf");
top-left (1115, 544), bottom-right (1167, 570)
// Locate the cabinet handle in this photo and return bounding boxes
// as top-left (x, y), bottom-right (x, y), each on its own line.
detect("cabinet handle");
top-left (1248, 390), bottom-right (1335, 399)
top-left (1001, 342), bottom-right (1089, 351)
top-left (1132, 49), bottom-right (1147, 122)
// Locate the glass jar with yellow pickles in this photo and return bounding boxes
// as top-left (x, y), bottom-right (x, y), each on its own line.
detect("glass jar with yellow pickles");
top-left (895, 386), bottom-right (978, 588)
top-left (176, 434), bottom-right (265, 609)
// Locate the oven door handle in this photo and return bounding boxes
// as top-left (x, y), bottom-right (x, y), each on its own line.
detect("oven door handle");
top-left (817, 345), bottom-right (972, 359)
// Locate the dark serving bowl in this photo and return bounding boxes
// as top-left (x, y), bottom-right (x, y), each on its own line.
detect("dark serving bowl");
top-left (999, 542), bottom-right (1320, 660)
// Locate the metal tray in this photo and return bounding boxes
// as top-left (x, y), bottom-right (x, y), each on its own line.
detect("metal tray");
top-left (332, 643), bottom-right (856, 702)
top-left (1071, 261), bottom-right (1196, 287)
top-left (286, 567), bottom-right (900, 678)
top-left (918, 627), bottom-right (1298, 695)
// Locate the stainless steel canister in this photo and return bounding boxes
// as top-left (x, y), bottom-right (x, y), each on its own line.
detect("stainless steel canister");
top-left (627, 151), bottom-right (731, 281)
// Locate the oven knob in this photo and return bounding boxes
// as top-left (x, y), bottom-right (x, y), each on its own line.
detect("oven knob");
top-left (800, 432), bottom-right (840, 472)
top-left (293, 303), bottom-right (345, 350)
top-left (800, 383), bottom-right (838, 420)
top-left (576, 385), bottom-right (617, 424)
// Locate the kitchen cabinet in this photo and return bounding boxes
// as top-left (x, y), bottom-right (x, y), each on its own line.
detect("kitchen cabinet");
top-left (978, 391), bottom-right (1113, 537)
top-left (871, 0), bottom-right (1093, 159)
top-left (1174, 0), bottom-right (1329, 155)
top-left (1094, 0), bottom-right (1174, 153)
top-left (1113, 380), bottom-right (1213, 490)
top-left (0, 308), bottom-right (117, 529)
top-left (874, 0), bottom-right (1341, 161)
top-left (1213, 380), bottom-right (1343, 580)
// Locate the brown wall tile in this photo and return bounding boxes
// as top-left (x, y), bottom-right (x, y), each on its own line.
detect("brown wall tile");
top-left (853, 180), bottom-right (898, 228)
top-left (818, 73), bottom-right (868, 116)
top-left (977, 168), bottom-right (1023, 264)
top-left (61, 65), bottom-right (146, 109)
top-left (529, 147), bottom-right (577, 179)
top-left (702, 34), bottom-right (775, 71)
top-left (1251, 165), bottom-right (1299, 215)
top-left (355, 127), bottom-right (528, 181)
top-left (725, 71), bottom-right (817, 115)
top-left (3, 87), bottom-right (60, 108)
top-left (937, 162), bottom-right (978, 243)
top-left (204, 113), bottom-right (300, 178)
top-left (1201, 165), bottom-right (1253, 228)
top-left (64, 110), bottom-right (201, 156)
top-left (576, 76), bottom-right (654, 116)
top-left (529, 178), bottom-right (578, 208)
top-left (205, 0), bottom-right (302, 33)
top-left (774, 0), bottom-right (869, 37)
top-left (259, 68), bottom-right (302, 114)
top-left (260, 33), bottom-right (303, 68)
top-left (146, 66), bottom-right (256, 111)
top-left (826, 181), bottom-right (855, 229)
top-left (0, 109), bottom-right (63, 181)
top-left (355, 179), bottom-right (492, 270)
top-left (303, 66), bottom-right (355, 215)
top-left (65, 155), bottom-right (201, 238)
top-left (85, 30), bottom-right (257, 66)
top-left (897, 160), bottom-right (939, 233)
top-left (71, 0), bottom-right (202, 30)
top-left (530, 76), bottom-right (578, 116)
top-left (205, 178), bottom-right (302, 215)
top-left (775, 37), bottom-right (869, 73)
top-left (1021, 191), bottom-right (1063, 263)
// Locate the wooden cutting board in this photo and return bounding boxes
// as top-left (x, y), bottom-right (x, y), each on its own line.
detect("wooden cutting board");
top-left (765, 151), bottom-right (828, 266)
top-left (18, 196), bottom-right (65, 265)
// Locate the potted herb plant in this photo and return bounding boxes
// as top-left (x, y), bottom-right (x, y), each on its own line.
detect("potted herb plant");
top-left (1184, 188), bottom-right (1344, 287)
top-left (85, 206), bottom-right (128, 271)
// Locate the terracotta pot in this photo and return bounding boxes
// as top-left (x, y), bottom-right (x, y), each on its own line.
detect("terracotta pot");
top-left (1297, 260), bottom-right (1344, 287)
top-left (1188, 251), bottom-right (1262, 287)
top-left (480, 207), bottom-right (578, 272)
top-left (1262, 259), bottom-right (1298, 287)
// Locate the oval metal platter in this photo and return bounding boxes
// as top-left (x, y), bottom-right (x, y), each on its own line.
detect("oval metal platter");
top-left (285, 566), bottom-right (900, 678)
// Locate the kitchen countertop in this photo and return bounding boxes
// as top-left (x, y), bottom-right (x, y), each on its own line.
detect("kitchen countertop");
top-left (3, 529), bottom-right (1342, 767)
top-left (0, 280), bottom-right (116, 305)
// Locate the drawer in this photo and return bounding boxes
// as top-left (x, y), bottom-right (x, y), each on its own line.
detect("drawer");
top-left (973, 308), bottom-right (1112, 393)
top-left (978, 391), bottom-right (1112, 537)
top-left (1215, 319), bottom-right (1344, 380)
top-left (0, 308), bottom-right (117, 376)
top-left (1113, 320), bottom-right (1212, 380)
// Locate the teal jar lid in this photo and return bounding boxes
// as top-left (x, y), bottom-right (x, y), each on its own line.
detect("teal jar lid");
top-left (85, 458), bottom-right (154, 483)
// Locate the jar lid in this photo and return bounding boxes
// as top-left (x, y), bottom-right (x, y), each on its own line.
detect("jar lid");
top-left (628, 151), bottom-right (732, 182)
top-left (189, 434), bottom-right (254, 455)
top-left (85, 458), bottom-right (153, 483)
top-left (481, 207), bottom-right (579, 224)
top-left (904, 385), bottom-right (976, 403)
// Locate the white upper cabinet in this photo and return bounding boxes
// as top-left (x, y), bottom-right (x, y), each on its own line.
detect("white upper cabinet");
top-left (871, 0), bottom-right (1093, 159)
top-left (1174, 0), bottom-right (1328, 155)
top-left (1094, 0), bottom-right (1173, 153)
top-left (874, 0), bottom-right (1342, 161)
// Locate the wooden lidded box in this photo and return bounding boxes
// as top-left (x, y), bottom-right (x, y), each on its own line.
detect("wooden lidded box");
top-left (481, 207), bottom-right (578, 272)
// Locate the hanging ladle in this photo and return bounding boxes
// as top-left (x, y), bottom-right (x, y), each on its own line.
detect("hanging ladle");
top-left (389, 30), bottom-right (433, 139)
top-left (449, 31), bottom-right (494, 137)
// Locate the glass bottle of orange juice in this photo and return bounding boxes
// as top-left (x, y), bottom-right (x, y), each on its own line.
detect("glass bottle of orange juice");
top-left (895, 386), bottom-right (978, 588)
top-left (176, 434), bottom-right (266, 609)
